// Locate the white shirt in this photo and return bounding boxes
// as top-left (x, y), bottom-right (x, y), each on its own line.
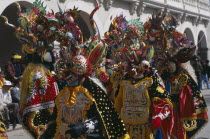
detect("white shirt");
top-left (0, 88), bottom-right (12, 106)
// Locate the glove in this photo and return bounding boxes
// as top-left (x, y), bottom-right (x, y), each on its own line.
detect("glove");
top-left (85, 118), bottom-right (99, 134)
top-left (151, 116), bottom-right (162, 130)
top-left (151, 108), bottom-right (170, 130)
top-left (65, 123), bottom-right (87, 138)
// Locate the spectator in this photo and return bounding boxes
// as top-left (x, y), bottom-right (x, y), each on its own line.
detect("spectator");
top-left (206, 60), bottom-right (210, 80)
top-left (201, 60), bottom-right (210, 89)
top-left (11, 79), bottom-right (21, 103)
top-left (4, 54), bottom-right (24, 81)
top-left (0, 81), bottom-right (19, 129)
top-left (190, 56), bottom-right (203, 89)
top-left (0, 71), bottom-right (6, 88)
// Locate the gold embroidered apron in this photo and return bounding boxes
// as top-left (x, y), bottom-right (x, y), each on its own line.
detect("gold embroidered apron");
top-left (55, 86), bottom-right (93, 139)
top-left (120, 78), bottom-right (153, 139)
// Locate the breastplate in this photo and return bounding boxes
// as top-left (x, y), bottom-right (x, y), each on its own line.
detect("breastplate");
top-left (55, 86), bottom-right (93, 138)
top-left (121, 78), bottom-right (153, 125)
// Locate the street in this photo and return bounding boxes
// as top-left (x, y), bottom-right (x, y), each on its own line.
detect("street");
top-left (7, 90), bottom-right (210, 139)
top-left (195, 92), bottom-right (210, 139)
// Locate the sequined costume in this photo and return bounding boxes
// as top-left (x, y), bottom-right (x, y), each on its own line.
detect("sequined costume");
top-left (104, 15), bottom-right (174, 139)
top-left (157, 62), bottom-right (208, 139)
top-left (19, 64), bottom-right (58, 138)
top-left (40, 0), bottom-right (129, 138)
top-left (151, 14), bottom-right (208, 138)
top-left (14, 1), bottom-right (60, 138)
top-left (42, 76), bottom-right (129, 139)
top-left (113, 70), bottom-right (173, 139)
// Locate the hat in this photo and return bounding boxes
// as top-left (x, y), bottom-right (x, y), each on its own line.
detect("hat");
top-left (12, 54), bottom-right (22, 59)
top-left (3, 81), bottom-right (12, 86)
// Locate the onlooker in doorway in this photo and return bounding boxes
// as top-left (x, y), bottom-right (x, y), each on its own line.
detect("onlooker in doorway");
top-left (11, 79), bottom-right (21, 104)
top-left (190, 56), bottom-right (203, 89)
top-left (200, 60), bottom-right (210, 89)
top-left (4, 59), bottom-right (16, 81)
top-left (4, 54), bottom-right (23, 81)
top-left (206, 60), bottom-right (210, 80)
top-left (0, 81), bottom-right (19, 129)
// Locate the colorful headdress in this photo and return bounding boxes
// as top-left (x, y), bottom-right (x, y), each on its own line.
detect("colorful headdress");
top-left (149, 14), bottom-right (196, 74)
top-left (55, 0), bottom-right (107, 79)
top-left (104, 15), bottom-right (153, 65)
top-left (15, 0), bottom-right (59, 58)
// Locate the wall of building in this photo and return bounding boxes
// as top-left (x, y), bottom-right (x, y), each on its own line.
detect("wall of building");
top-left (0, 0), bottom-right (210, 61)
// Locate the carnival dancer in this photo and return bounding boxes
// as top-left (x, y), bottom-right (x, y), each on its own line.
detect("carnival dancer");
top-left (15, 1), bottom-right (59, 138)
top-left (42, 55), bottom-right (129, 139)
top-left (151, 14), bottom-right (208, 139)
top-left (41, 1), bottom-right (129, 138)
top-left (104, 15), bottom-right (174, 139)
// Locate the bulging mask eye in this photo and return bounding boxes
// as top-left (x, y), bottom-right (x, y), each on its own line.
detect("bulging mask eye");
top-left (71, 55), bottom-right (88, 75)
top-left (140, 60), bottom-right (150, 70)
top-left (37, 24), bottom-right (44, 32)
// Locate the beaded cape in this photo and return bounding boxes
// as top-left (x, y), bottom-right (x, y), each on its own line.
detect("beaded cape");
top-left (82, 77), bottom-right (128, 139)
top-left (43, 77), bottom-right (128, 139)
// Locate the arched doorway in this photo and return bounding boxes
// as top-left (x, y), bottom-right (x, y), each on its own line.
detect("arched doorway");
top-left (184, 28), bottom-right (195, 44)
top-left (76, 11), bottom-right (92, 41)
top-left (197, 31), bottom-right (208, 60)
top-left (0, 1), bottom-right (33, 64)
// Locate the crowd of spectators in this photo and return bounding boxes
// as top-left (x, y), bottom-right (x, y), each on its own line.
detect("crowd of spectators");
top-left (190, 55), bottom-right (210, 90)
top-left (0, 54), bottom-right (23, 130)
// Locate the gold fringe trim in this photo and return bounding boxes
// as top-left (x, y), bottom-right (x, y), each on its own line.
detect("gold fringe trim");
top-left (183, 119), bottom-right (197, 131)
top-left (195, 108), bottom-right (208, 115)
top-left (181, 116), bottom-right (208, 132)
top-left (24, 111), bottom-right (46, 138)
top-left (110, 72), bottom-right (122, 102)
top-left (188, 118), bottom-right (208, 138)
top-left (120, 77), bottom-right (153, 88)
top-left (118, 133), bottom-right (130, 139)
top-left (152, 97), bottom-right (173, 108)
top-left (177, 74), bottom-right (188, 86)
top-left (0, 127), bottom-right (5, 132)
top-left (110, 72), bottom-right (122, 84)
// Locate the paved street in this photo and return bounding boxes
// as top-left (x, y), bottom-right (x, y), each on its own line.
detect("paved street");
top-left (7, 90), bottom-right (210, 139)
top-left (195, 90), bottom-right (210, 139)
top-left (7, 126), bottom-right (32, 139)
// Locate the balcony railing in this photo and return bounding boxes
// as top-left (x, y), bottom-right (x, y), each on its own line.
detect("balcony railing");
top-left (144, 0), bottom-right (210, 15)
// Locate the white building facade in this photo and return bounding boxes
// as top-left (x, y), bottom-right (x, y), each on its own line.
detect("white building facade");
top-left (0, 0), bottom-right (210, 60)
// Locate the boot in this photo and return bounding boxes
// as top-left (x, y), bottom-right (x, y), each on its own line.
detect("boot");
top-left (12, 118), bottom-right (17, 130)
